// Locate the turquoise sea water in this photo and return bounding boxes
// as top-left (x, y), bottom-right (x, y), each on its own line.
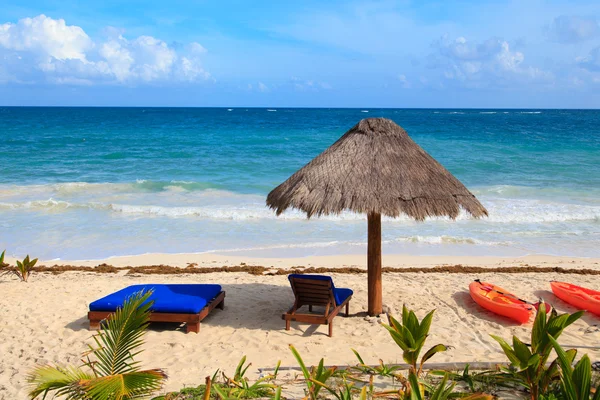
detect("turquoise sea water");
top-left (0, 107), bottom-right (599, 260)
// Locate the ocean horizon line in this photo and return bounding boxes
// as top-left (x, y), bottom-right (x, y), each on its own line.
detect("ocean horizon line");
top-left (2, 105), bottom-right (600, 111)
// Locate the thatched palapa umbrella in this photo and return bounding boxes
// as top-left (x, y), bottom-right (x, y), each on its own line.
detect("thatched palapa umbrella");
top-left (267, 118), bottom-right (487, 316)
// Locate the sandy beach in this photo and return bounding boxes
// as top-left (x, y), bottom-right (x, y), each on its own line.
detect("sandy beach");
top-left (2, 253), bottom-right (600, 398)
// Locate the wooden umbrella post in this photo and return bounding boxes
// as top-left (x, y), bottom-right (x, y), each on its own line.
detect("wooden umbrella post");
top-left (367, 212), bottom-right (382, 316)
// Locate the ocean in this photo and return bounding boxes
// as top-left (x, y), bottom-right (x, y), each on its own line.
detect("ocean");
top-left (0, 107), bottom-right (598, 261)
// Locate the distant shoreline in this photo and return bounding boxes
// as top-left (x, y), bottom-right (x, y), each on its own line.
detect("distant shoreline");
top-left (6, 253), bottom-right (598, 271)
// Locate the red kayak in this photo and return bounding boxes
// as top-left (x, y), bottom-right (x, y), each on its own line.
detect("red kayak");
top-left (551, 281), bottom-right (600, 315)
top-left (469, 281), bottom-right (534, 324)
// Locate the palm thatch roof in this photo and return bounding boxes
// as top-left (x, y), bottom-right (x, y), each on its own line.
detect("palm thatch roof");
top-left (266, 118), bottom-right (488, 220)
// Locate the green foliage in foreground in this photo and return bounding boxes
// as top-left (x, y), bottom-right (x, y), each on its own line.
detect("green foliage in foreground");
top-left (154, 356), bottom-right (281, 400)
top-left (25, 294), bottom-right (600, 400)
top-left (155, 304), bottom-right (600, 400)
top-left (549, 336), bottom-right (600, 400)
top-left (381, 306), bottom-right (448, 376)
top-left (28, 290), bottom-right (166, 399)
top-left (290, 343), bottom-right (340, 400)
top-left (491, 303), bottom-right (585, 400)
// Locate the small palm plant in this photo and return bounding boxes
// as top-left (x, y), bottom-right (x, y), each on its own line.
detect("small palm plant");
top-left (28, 290), bottom-right (167, 399)
top-left (381, 305), bottom-right (448, 375)
top-left (351, 349), bottom-right (402, 379)
top-left (414, 371), bottom-right (493, 400)
top-left (212, 356), bottom-right (280, 399)
top-left (290, 344), bottom-right (339, 400)
top-left (491, 303), bottom-right (584, 400)
top-left (15, 255), bottom-right (38, 282)
top-left (549, 335), bottom-right (600, 400)
top-left (1, 254), bottom-right (38, 282)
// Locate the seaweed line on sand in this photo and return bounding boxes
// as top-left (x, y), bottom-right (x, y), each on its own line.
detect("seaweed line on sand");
top-left (20, 263), bottom-right (600, 276)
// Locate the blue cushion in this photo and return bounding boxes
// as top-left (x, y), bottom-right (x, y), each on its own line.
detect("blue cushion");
top-left (288, 274), bottom-right (353, 305)
top-left (89, 284), bottom-right (222, 314)
top-left (334, 288), bottom-right (353, 305)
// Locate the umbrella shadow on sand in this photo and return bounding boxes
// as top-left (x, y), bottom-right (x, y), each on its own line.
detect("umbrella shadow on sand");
top-left (66, 282), bottom-right (360, 336)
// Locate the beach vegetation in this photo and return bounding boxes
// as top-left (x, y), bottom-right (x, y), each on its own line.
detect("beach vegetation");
top-left (548, 336), bottom-right (599, 400)
top-left (290, 344), bottom-right (340, 400)
top-left (381, 305), bottom-right (448, 376)
top-left (430, 364), bottom-right (511, 395)
top-left (154, 357), bottom-right (281, 400)
top-left (310, 374), bottom-right (368, 400)
top-left (0, 253), bottom-right (38, 282)
top-left (350, 349), bottom-right (402, 379)
top-left (15, 254), bottom-right (38, 282)
top-left (418, 372), bottom-right (493, 400)
top-left (490, 303), bottom-right (585, 400)
top-left (29, 295), bottom-right (600, 400)
top-left (28, 290), bottom-right (166, 399)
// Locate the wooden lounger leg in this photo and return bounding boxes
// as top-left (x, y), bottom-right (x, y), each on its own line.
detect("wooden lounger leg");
top-left (309, 305), bottom-right (313, 312)
top-left (285, 319), bottom-right (291, 331)
top-left (218, 299), bottom-right (225, 310)
top-left (90, 320), bottom-right (101, 330)
top-left (328, 321), bottom-right (333, 337)
top-left (345, 302), bottom-right (349, 317)
top-left (187, 322), bottom-right (200, 333)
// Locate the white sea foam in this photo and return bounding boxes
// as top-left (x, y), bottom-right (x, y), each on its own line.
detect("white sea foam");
top-left (519, 111), bottom-right (542, 114)
top-left (267, 109), bottom-right (277, 112)
top-left (361, 110), bottom-right (369, 113)
top-left (2, 194), bottom-right (599, 224)
top-left (391, 235), bottom-right (505, 246)
top-left (480, 112), bottom-right (497, 114)
top-left (2, 182), bottom-right (599, 259)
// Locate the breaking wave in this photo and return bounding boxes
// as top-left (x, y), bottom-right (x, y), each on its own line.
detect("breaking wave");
top-left (1, 196), bottom-right (599, 224)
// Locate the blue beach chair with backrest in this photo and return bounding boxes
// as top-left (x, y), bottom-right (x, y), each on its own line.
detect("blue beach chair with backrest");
top-left (282, 274), bottom-right (353, 337)
top-left (88, 284), bottom-right (225, 333)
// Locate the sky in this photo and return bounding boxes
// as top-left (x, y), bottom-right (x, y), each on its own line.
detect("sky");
top-left (0, 0), bottom-right (599, 108)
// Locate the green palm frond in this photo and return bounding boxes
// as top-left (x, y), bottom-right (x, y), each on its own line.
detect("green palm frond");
top-left (28, 290), bottom-right (166, 400)
top-left (27, 364), bottom-right (94, 399)
top-left (89, 291), bottom-right (154, 376)
top-left (83, 369), bottom-right (167, 400)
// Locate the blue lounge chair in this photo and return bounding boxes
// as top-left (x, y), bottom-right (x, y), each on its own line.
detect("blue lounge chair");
top-left (88, 284), bottom-right (225, 333)
top-left (283, 274), bottom-right (353, 337)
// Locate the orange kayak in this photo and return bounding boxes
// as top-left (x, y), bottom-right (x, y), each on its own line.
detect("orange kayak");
top-left (469, 281), bottom-right (534, 324)
top-left (551, 281), bottom-right (600, 315)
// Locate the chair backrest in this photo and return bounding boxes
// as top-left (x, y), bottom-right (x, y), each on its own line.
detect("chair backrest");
top-left (288, 274), bottom-right (337, 307)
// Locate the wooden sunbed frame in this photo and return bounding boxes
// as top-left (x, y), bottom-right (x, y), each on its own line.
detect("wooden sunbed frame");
top-left (282, 277), bottom-right (351, 337)
top-left (88, 291), bottom-right (226, 333)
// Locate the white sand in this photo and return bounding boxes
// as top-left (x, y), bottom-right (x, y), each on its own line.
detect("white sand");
top-left (2, 254), bottom-right (600, 398)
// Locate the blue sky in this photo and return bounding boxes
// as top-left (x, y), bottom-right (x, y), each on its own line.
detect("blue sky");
top-left (0, 0), bottom-right (599, 107)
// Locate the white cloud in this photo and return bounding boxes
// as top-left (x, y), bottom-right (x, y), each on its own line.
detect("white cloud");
top-left (0, 15), bottom-right (92, 61)
top-left (188, 42), bottom-right (207, 55)
top-left (397, 74), bottom-right (410, 88)
top-left (573, 46), bottom-right (600, 86)
top-left (577, 46), bottom-right (600, 72)
top-left (547, 15), bottom-right (599, 44)
top-left (290, 76), bottom-right (331, 91)
top-left (431, 35), bottom-right (553, 87)
top-left (257, 82), bottom-right (269, 92)
top-left (0, 14), bottom-right (211, 85)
